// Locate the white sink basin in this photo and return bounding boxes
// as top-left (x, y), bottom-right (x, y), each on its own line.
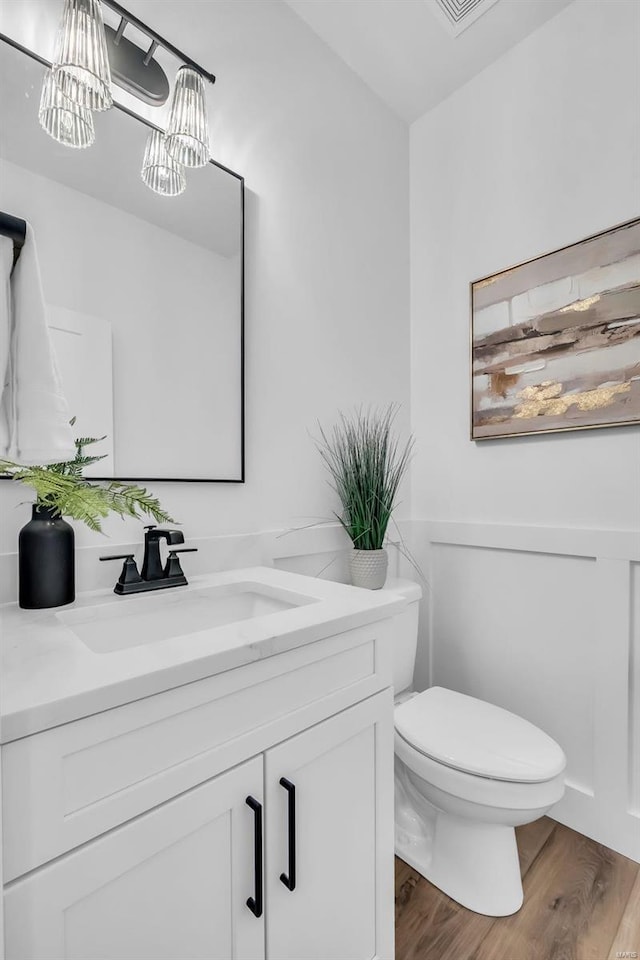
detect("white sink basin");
top-left (56, 581), bottom-right (317, 655)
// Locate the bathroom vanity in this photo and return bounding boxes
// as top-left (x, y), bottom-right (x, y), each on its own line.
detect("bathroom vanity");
top-left (0, 568), bottom-right (404, 960)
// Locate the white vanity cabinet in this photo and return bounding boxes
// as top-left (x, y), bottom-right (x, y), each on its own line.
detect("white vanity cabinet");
top-left (5, 757), bottom-right (265, 960)
top-left (265, 694), bottom-right (392, 960)
top-left (1, 615), bottom-right (396, 960)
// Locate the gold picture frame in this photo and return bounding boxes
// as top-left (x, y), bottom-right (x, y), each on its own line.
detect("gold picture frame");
top-left (470, 217), bottom-right (640, 441)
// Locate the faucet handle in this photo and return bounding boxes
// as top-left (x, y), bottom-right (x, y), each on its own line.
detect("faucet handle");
top-left (165, 547), bottom-right (198, 580)
top-left (100, 553), bottom-right (143, 586)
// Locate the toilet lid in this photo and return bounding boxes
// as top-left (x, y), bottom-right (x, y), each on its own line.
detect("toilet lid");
top-left (394, 687), bottom-right (566, 783)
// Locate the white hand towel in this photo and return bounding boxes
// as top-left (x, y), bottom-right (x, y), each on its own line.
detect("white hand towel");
top-left (0, 223), bottom-right (75, 465)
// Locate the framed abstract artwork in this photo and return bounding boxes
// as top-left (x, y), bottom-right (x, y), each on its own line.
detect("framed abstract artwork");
top-left (470, 218), bottom-right (640, 440)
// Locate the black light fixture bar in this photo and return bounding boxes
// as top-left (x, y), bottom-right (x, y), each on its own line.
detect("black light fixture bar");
top-left (101, 0), bottom-right (216, 85)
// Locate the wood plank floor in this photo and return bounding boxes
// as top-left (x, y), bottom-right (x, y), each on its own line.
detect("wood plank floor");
top-left (395, 818), bottom-right (640, 960)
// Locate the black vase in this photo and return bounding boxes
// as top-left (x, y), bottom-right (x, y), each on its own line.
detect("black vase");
top-left (19, 505), bottom-right (75, 609)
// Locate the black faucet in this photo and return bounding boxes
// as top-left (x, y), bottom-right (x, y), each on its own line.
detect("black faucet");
top-left (141, 525), bottom-right (184, 581)
top-left (100, 525), bottom-right (197, 596)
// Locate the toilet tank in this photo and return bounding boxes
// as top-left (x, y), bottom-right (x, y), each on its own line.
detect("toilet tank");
top-left (383, 578), bottom-right (423, 694)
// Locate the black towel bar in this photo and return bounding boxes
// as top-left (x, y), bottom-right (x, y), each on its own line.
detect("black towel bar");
top-left (0, 211), bottom-right (27, 269)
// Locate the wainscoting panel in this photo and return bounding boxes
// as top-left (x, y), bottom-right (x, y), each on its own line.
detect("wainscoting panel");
top-left (431, 544), bottom-right (596, 793)
top-left (416, 520), bottom-right (640, 863)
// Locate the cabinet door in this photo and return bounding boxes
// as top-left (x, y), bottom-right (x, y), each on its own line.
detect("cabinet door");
top-left (5, 756), bottom-right (265, 960)
top-left (264, 691), bottom-right (394, 960)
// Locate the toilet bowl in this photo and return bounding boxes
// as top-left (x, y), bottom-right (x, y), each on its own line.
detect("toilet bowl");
top-left (385, 579), bottom-right (566, 917)
top-left (394, 686), bottom-right (566, 916)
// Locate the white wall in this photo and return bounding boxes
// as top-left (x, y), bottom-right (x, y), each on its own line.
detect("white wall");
top-left (410, 0), bottom-right (640, 859)
top-left (411, 0), bottom-right (639, 531)
top-left (0, 0), bottom-right (410, 588)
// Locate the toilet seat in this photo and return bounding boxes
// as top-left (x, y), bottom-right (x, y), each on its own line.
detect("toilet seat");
top-left (394, 686), bottom-right (566, 783)
top-left (394, 731), bottom-right (565, 812)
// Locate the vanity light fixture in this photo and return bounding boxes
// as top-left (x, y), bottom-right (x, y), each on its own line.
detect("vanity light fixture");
top-left (165, 66), bottom-right (211, 169)
top-left (39, 69), bottom-right (96, 149)
top-left (40, 0), bottom-right (216, 196)
top-left (52, 0), bottom-right (113, 112)
top-left (104, 22), bottom-right (170, 106)
top-left (141, 129), bottom-right (186, 197)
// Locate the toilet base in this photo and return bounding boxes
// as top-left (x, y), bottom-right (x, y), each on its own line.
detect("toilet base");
top-left (395, 769), bottom-right (524, 916)
top-left (396, 810), bottom-right (523, 917)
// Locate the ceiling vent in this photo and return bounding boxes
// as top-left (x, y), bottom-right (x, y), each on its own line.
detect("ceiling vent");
top-left (427, 0), bottom-right (500, 38)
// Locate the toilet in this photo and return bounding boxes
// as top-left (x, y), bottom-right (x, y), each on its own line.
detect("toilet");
top-left (386, 578), bottom-right (566, 917)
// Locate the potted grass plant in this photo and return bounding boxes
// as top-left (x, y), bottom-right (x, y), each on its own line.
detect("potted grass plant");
top-left (316, 405), bottom-right (413, 590)
top-left (1, 425), bottom-right (173, 610)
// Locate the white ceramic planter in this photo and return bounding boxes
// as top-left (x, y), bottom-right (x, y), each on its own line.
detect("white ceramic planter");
top-left (350, 548), bottom-right (388, 590)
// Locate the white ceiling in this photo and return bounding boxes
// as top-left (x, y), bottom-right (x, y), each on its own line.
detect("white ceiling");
top-left (283, 0), bottom-right (573, 123)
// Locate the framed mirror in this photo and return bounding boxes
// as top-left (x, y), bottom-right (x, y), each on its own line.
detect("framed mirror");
top-left (0, 34), bottom-right (244, 482)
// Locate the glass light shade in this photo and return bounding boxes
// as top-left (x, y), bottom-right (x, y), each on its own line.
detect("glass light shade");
top-left (164, 66), bottom-right (210, 169)
top-left (39, 69), bottom-right (95, 148)
top-left (52, 0), bottom-right (113, 112)
top-left (141, 129), bottom-right (186, 197)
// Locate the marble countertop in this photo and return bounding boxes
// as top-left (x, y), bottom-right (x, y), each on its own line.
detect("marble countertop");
top-left (0, 567), bottom-right (406, 743)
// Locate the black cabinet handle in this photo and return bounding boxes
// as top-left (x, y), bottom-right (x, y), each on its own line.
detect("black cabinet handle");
top-left (279, 777), bottom-right (296, 892)
top-left (245, 796), bottom-right (263, 918)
